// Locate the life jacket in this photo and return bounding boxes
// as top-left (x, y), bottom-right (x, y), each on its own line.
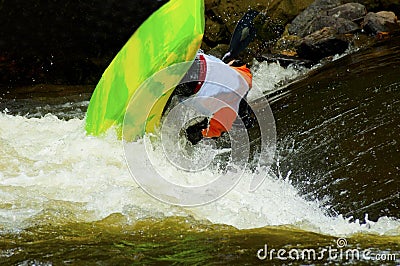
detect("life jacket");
top-left (191, 53), bottom-right (252, 138)
top-left (230, 64), bottom-right (252, 88)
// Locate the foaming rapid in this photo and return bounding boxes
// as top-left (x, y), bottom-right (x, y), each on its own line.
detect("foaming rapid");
top-left (248, 60), bottom-right (308, 99)
top-left (0, 112), bottom-right (399, 237)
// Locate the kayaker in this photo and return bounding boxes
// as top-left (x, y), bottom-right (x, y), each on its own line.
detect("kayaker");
top-left (165, 51), bottom-right (254, 144)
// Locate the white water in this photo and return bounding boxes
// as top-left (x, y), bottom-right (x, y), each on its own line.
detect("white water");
top-left (249, 60), bottom-right (308, 99)
top-left (0, 62), bottom-right (399, 237)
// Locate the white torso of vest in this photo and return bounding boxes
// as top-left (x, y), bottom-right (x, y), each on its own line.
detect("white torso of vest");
top-left (193, 54), bottom-right (249, 115)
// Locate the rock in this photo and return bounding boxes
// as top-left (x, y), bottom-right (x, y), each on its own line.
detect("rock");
top-left (206, 44), bottom-right (230, 59)
top-left (205, 0), bottom-right (268, 34)
top-left (283, 1), bottom-right (362, 59)
top-left (256, 15), bottom-right (286, 44)
top-left (288, 0), bottom-right (342, 37)
top-left (362, 11), bottom-right (400, 34)
top-left (289, 2), bottom-right (366, 37)
top-left (266, 0), bottom-right (315, 24)
top-left (202, 0), bottom-right (316, 55)
top-left (204, 16), bottom-right (228, 45)
top-left (309, 15), bottom-right (360, 34)
top-left (272, 28), bottom-right (303, 55)
top-left (297, 27), bottom-right (349, 61)
top-left (346, 0), bottom-right (400, 14)
top-left (327, 2), bottom-right (367, 21)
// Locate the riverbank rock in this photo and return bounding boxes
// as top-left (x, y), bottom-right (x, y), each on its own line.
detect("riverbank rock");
top-left (327, 2), bottom-right (367, 20)
top-left (203, 0), bottom-right (267, 47)
top-left (272, 1), bottom-right (364, 61)
top-left (202, 0), bottom-right (316, 58)
top-left (275, 0), bottom-right (400, 63)
top-left (264, 0), bottom-right (315, 24)
top-left (311, 15), bottom-right (360, 34)
top-left (351, 0), bottom-right (400, 14)
top-left (362, 11), bottom-right (400, 34)
top-left (203, 0), bottom-right (400, 62)
top-left (289, 0), bottom-right (341, 37)
top-left (289, 2), bottom-right (366, 37)
top-left (296, 27), bottom-right (349, 61)
top-left (206, 44), bottom-right (230, 59)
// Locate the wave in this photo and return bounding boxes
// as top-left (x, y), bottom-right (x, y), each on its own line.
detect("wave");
top-left (0, 113), bottom-right (398, 237)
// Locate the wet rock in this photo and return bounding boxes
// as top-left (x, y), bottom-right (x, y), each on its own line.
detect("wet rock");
top-left (204, 16), bottom-right (228, 45)
top-left (288, 0), bottom-right (342, 37)
top-left (362, 11), bottom-right (400, 34)
top-left (266, 0), bottom-right (315, 24)
top-left (202, 0), bottom-right (313, 56)
top-left (206, 44), bottom-right (230, 59)
top-left (275, 2), bottom-right (363, 57)
top-left (289, 2), bottom-right (367, 37)
top-left (350, 0), bottom-right (400, 14)
top-left (327, 3), bottom-right (367, 21)
top-left (204, 0), bottom-right (268, 36)
top-left (297, 27), bottom-right (349, 61)
top-left (279, 1), bottom-right (372, 62)
top-left (255, 15), bottom-right (286, 44)
top-left (309, 15), bottom-right (360, 34)
top-left (272, 32), bottom-right (303, 55)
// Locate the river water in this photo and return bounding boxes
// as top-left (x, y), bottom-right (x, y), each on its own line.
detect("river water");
top-left (0, 38), bottom-right (399, 265)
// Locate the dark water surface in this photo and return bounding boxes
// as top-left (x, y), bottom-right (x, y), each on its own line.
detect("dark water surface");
top-left (269, 37), bottom-right (400, 222)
